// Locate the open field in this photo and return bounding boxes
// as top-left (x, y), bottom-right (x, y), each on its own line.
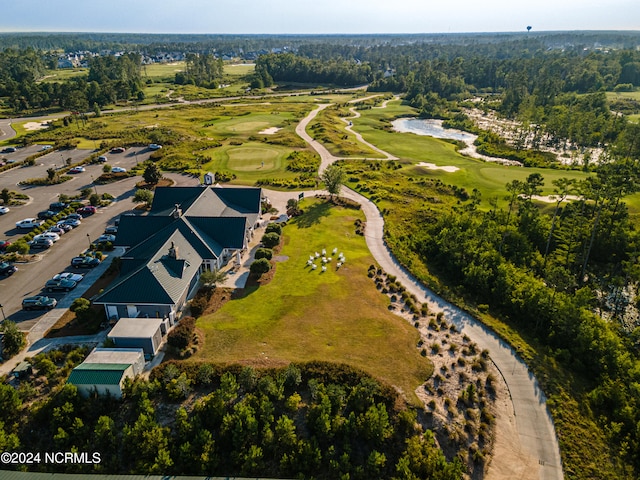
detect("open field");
top-left (40, 68), bottom-right (88, 83)
top-left (606, 90), bottom-right (640, 101)
top-left (194, 199), bottom-right (433, 404)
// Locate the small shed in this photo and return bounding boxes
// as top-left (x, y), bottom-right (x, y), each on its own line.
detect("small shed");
top-left (67, 363), bottom-right (135, 398)
top-left (108, 317), bottom-right (164, 356)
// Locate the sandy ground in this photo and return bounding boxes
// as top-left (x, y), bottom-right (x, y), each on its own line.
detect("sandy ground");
top-left (258, 127), bottom-right (281, 134)
top-left (417, 162), bottom-right (460, 172)
top-left (531, 194), bottom-right (581, 203)
top-left (23, 120), bottom-right (53, 131)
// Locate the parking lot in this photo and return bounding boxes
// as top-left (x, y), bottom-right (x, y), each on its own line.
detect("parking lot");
top-left (0, 146), bottom-right (187, 331)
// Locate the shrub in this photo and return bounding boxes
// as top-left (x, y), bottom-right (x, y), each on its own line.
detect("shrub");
top-left (261, 232), bottom-right (280, 248)
top-left (254, 248), bottom-right (273, 260)
top-left (6, 241), bottom-right (29, 254)
top-left (265, 223), bottom-right (282, 235)
top-left (167, 317), bottom-right (196, 350)
top-left (250, 258), bottom-right (271, 276)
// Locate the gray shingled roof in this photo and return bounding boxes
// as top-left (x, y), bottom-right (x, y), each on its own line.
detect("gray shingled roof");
top-left (95, 230), bottom-right (202, 306)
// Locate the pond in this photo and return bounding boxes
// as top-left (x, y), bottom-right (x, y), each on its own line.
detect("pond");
top-left (391, 118), bottom-right (476, 142)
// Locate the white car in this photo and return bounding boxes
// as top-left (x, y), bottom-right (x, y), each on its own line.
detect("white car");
top-left (39, 145), bottom-right (52, 151)
top-left (0, 206), bottom-right (9, 215)
top-left (96, 234), bottom-right (116, 243)
top-left (111, 167), bottom-right (127, 173)
top-left (148, 143), bottom-right (162, 150)
top-left (15, 218), bottom-right (44, 229)
top-left (53, 272), bottom-right (84, 283)
top-left (34, 232), bottom-right (60, 243)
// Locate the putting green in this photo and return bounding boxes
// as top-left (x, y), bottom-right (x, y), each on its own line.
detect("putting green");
top-left (226, 146), bottom-right (280, 171)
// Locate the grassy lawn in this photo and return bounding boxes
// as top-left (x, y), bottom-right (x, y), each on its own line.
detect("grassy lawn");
top-left (194, 199), bottom-right (433, 404)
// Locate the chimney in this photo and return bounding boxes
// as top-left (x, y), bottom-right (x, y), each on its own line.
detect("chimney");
top-left (172, 203), bottom-right (182, 218)
top-left (168, 241), bottom-right (179, 259)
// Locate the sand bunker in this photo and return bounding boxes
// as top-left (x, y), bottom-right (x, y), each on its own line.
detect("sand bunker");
top-left (23, 121), bottom-right (53, 131)
top-left (259, 127), bottom-right (281, 135)
top-left (417, 162), bottom-right (460, 172)
top-left (531, 194), bottom-right (580, 203)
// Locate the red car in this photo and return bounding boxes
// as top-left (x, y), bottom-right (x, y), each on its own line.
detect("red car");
top-left (76, 205), bottom-right (97, 216)
top-left (0, 240), bottom-right (10, 251)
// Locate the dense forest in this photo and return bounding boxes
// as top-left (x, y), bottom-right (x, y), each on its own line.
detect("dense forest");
top-left (1, 353), bottom-right (463, 480)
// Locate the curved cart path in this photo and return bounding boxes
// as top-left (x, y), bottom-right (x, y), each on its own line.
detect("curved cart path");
top-left (291, 102), bottom-right (564, 480)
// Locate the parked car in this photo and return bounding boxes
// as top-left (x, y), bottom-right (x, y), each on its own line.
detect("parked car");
top-left (37, 210), bottom-right (57, 220)
top-left (69, 166), bottom-right (85, 173)
top-left (39, 145), bottom-right (52, 151)
top-left (66, 213), bottom-right (82, 221)
top-left (0, 262), bottom-right (17, 276)
top-left (44, 278), bottom-right (77, 292)
top-left (53, 272), bottom-right (84, 283)
top-left (16, 218), bottom-right (44, 229)
top-left (111, 166), bottom-right (127, 173)
top-left (71, 256), bottom-right (101, 268)
top-left (0, 206), bottom-right (9, 215)
top-left (30, 237), bottom-right (53, 249)
top-left (96, 234), bottom-right (116, 243)
top-left (104, 225), bottom-right (118, 234)
top-left (111, 147), bottom-right (126, 153)
top-left (1, 147), bottom-right (17, 153)
top-left (49, 202), bottom-right (69, 211)
top-left (0, 240), bottom-right (11, 250)
top-left (148, 143), bottom-right (162, 150)
top-left (34, 232), bottom-right (60, 243)
top-left (77, 205), bottom-right (97, 216)
top-left (22, 296), bottom-right (57, 311)
top-left (61, 218), bottom-right (81, 228)
top-left (47, 226), bottom-right (66, 236)
top-left (97, 155), bottom-right (108, 162)
top-left (56, 222), bottom-right (73, 232)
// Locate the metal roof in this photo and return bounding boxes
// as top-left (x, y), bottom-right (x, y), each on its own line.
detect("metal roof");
top-left (67, 363), bottom-right (129, 386)
top-left (108, 317), bottom-right (163, 339)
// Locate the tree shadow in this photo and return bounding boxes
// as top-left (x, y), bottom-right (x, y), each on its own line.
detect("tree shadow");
top-left (291, 201), bottom-right (332, 229)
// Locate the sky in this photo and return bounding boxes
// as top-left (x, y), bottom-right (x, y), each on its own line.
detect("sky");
top-left (1, 0), bottom-right (639, 35)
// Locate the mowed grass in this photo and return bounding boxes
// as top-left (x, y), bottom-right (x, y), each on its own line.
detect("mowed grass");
top-left (195, 200), bottom-right (433, 404)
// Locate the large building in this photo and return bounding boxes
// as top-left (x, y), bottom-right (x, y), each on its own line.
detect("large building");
top-left (94, 186), bottom-right (262, 322)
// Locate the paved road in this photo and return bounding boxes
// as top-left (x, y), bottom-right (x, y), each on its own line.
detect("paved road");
top-left (0, 118), bottom-right (16, 142)
top-left (289, 101), bottom-right (564, 480)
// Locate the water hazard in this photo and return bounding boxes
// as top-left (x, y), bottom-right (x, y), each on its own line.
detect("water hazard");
top-left (392, 118), bottom-right (476, 142)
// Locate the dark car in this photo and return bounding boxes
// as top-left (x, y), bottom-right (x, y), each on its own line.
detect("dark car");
top-left (1, 147), bottom-right (17, 153)
top-left (30, 238), bottom-right (53, 249)
top-left (44, 278), bottom-right (77, 292)
top-left (22, 296), bottom-right (57, 311)
top-left (37, 210), bottom-right (57, 220)
top-left (111, 147), bottom-right (126, 153)
top-left (49, 202), bottom-right (69, 211)
top-left (77, 205), bottom-right (97, 216)
top-left (0, 262), bottom-right (17, 276)
top-left (56, 222), bottom-right (73, 232)
top-left (71, 256), bottom-right (101, 268)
